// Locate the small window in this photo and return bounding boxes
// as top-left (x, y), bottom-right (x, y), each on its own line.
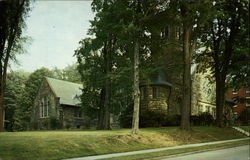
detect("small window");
top-left (246, 97), bottom-right (250, 107)
top-left (232, 88), bottom-right (238, 95)
top-left (40, 102), bottom-right (43, 118)
top-left (152, 87), bottom-right (157, 99)
top-left (246, 87), bottom-right (250, 93)
top-left (198, 104), bottom-right (202, 113)
top-left (143, 87), bottom-right (147, 99)
top-left (212, 108), bottom-right (216, 117)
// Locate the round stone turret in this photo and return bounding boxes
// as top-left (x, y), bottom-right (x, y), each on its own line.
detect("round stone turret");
top-left (139, 69), bottom-right (172, 127)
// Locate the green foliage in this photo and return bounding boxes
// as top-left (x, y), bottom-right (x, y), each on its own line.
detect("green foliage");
top-left (52, 63), bottom-right (81, 83)
top-left (191, 112), bottom-right (215, 126)
top-left (49, 116), bottom-right (62, 130)
top-left (140, 111), bottom-right (167, 127)
top-left (65, 123), bottom-right (71, 130)
top-left (75, 1), bottom-right (141, 126)
top-left (75, 0), bottom-right (187, 129)
top-left (0, 0), bottom-right (31, 61)
top-left (195, 0), bottom-right (249, 89)
top-left (119, 103), bottom-right (133, 128)
top-left (0, 0), bottom-right (31, 132)
top-left (164, 114), bottom-right (181, 126)
top-left (4, 71), bottom-right (29, 131)
top-left (41, 119), bottom-right (49, 130)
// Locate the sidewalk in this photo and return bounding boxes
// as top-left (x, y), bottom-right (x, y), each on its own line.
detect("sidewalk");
top-left (64, 138), bottom-right (249, 160)
top-left (232, 127), bottom-right (250, 136)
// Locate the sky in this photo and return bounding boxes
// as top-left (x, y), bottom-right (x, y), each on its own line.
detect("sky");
top-left (11, 1), bottom-right (94, 72)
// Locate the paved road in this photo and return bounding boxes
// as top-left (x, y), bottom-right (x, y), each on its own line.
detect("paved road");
top-left (163, 145), bottom-right (250, 160)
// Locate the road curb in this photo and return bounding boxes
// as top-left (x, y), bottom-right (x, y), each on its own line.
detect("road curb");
top-left (149, 141), bottom-right (249, 160)
top-left (64, 138), bottom-right (249, 160)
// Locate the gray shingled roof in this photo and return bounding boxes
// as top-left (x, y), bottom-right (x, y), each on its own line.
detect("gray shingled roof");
top-left (46, 77), bottom-right (82, 106)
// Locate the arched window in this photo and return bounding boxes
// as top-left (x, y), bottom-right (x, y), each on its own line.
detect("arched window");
top-left (40, 96), bottom-right (49, 118)
top-left (40, 101), bottom-right (43, 118)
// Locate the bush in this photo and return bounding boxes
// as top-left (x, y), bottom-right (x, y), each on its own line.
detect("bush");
top-left (237, 108), bottom-right (250, 126)
top-left (31, 121), bottom-right (38, 130)
top-left (119, 104), bottom-right (133, 128)
top-left (49, 116), bottom-right (61, 129)
top-left (164, 114), bottom-right (181, 126)
top-left (191, 112), bottom-right (214, 126)
top-left (140, 111), bottom-right (167, 127)
top-left (65, 123), bottom-right (71, 129)
top-left (42, 118), bottom-right (49, 129)
top-left (120, 104), bottom-right (169, 128)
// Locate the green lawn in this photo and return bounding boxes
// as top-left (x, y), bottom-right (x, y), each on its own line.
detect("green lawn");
top-left (0, 127), bottom-right (246, 160)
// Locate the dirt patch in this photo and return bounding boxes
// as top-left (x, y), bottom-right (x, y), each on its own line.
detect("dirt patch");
top-left (112, 133), bottom-right (180, 147)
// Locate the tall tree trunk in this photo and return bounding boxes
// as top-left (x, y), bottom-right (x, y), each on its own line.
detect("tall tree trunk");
top-left (132, 38), bottom-right (140, 134)
top-left (215, 73), bottom-right (226, 127)
top-left (180, 25), bottom-right (191, 131)
top-left (97, 88), bottom-right (105, 129)
top-left (101, 40), bottom-right (112, 130)
top-left (0, 91), bottom-right (4, 131)
top-left (103, 47), bottom-right (111, 130)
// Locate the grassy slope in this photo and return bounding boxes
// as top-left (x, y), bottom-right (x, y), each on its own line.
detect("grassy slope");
top-left (0, 127), bottom-right (246, 160)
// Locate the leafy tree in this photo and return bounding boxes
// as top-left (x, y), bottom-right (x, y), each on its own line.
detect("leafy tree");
top-left (76, 0), bottom-right (138, 130)
top-left (0, 0), bottom-right (31, 131)
top-left (76, 38), bottom-right (107, 128)
top-left (4, 71), bottom-right (29, 131)
top-left (196, 0), bottom-right (249, 127)
top-left (52, 63), bottom-right (81, 83)
top-left (178, 0), bottom-right (214, 130)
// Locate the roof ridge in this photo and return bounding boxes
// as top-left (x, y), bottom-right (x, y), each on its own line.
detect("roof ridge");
top-left (45, 76), bottom-right (82, 86)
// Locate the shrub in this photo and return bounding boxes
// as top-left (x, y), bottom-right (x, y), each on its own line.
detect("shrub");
top-left (49, 116), bottom-right (61, 129)
top-left (191, 112), bottom-right (214, 126)
top-left (31, 121), bottom-right (38, 130)
top-left (237, 108), bottom-right (250, 126)
top-left (164, 114), bottom-right (181, 126)
top-left (119, 104), bottom-right (133, 128)
top-left (140, 111), bottom-right (167, 127)
top-left (65, 123), bottom-right (71, 129)
top-left (42, 118), bottom-right (49, 129)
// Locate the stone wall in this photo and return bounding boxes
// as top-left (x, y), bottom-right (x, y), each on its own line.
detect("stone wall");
top-left (140, 85), bottom-right (169, 114)
top-left (191, 70), bottom-right (216, 116)
top-left (31, 79), bottom-right (59, 129)
top-left (140, 85), bottom-right (171, 127)
top-left (61, 105), bottom-right (85, 129)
